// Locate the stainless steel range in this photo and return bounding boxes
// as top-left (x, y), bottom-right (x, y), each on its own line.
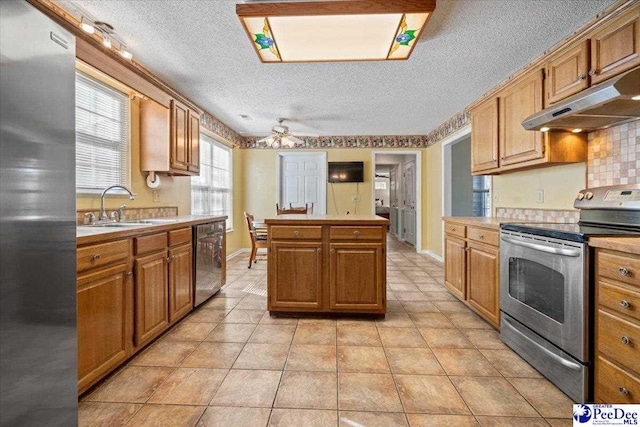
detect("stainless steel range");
top-left (499, 184), bottom-right (640, 403)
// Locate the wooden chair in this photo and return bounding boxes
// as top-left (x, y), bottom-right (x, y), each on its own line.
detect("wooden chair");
top-left (244, 211), bottom-right (268, 268)
top-left (276, 203), bottom-right (310, 214)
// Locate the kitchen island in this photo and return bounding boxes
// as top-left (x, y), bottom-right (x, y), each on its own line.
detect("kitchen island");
top-left (265, 214), bottom-right (389, 315)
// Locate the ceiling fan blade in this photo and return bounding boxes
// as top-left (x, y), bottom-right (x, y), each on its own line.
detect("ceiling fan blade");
top-left (257, 135), bottom-right (275, 144)
top-left (282, 135), bottom-right (305, 146)
top-left (291, 132), bottom-right (319, 137)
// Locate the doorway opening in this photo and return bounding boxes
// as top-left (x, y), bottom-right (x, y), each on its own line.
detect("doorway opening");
top-left (372, 151), bottom-right (421, 252)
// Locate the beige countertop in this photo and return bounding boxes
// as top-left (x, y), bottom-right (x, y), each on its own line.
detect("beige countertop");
top-left (265, 214), bottom-right (389, 225)
top-left (77, 215), bottom-right (227, 246)
top-left (442, 216), bottom-right (511, 230)
top-left (589, 236), bottom-right (640, 255)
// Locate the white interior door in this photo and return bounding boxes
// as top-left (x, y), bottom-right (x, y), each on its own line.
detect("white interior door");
top-left (277, 152), bottom-right (327, 214)
top-left (402, 160), bottom-right (416, 245)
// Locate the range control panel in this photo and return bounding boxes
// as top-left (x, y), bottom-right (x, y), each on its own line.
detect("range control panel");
top-left (574, 184), bottom-right (640, 210)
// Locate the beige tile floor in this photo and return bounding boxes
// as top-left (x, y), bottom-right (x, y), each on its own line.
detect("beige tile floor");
top-left (79, 237), bottom-right (574, 427)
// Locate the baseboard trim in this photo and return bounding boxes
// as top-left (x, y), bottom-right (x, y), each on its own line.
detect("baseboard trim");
top-left (421, 250), bottom-right (443, 263)
top-left (227, 249), bottom-right (249, 260)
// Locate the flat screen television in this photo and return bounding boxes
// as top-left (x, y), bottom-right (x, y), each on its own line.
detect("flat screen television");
top-left (328, 161), bottom-right (364, 183)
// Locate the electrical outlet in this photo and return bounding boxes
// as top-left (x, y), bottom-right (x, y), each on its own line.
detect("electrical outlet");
top-left (536, 189), bottom-right (544, 204)
top-left (352, 195), bottom-right (361, 203)
top-left (153, 190), bottom-right (161, 202)
top-left (493, 192), bottom-right (500, 203)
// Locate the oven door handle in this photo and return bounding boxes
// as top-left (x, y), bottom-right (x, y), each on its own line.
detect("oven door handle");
top-left (500, 236), bottom-right (581, 257)
top-left (502, 316), bottom-right (583, 371)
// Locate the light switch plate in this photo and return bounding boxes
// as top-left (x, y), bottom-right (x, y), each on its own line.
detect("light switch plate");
top-left (536, 189), bottom-right (544, 203)
top-left (153, 190), bottom-right (161, 202)
top-left (352, 195), bottom-right (361, 203)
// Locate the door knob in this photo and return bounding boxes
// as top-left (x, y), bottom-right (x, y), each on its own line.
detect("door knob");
top-left (621, 336), bottom-right (631, 345)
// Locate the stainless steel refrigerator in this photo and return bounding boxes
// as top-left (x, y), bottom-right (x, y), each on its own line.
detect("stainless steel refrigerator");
top-left (0, 1), bottom-right (78, 425)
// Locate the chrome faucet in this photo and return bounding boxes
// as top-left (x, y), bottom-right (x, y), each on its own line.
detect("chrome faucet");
top-left (99, 185), bottom-right (135, 220)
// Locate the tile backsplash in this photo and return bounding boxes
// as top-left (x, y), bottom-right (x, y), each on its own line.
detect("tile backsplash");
top-left (587, 120), bottom-right (639, 187)
top-left (496, 208), bottom-right (579, 223)
top-left (77, 206), bottom-right (178, 225)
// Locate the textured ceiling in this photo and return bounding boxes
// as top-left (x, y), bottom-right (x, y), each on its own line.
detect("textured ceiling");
top-left (60, 0), bottom-right (617, 136)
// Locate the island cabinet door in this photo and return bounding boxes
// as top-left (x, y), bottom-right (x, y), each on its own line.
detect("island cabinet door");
top-left (329, 243), bottom-right (385, 313)
top-left (268, 241), bottom-right (323, 311)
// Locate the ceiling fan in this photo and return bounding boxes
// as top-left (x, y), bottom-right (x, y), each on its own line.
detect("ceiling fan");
top-left (256, 118), bottom-right (310, 148)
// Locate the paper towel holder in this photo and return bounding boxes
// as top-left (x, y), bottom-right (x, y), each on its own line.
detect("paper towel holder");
top-left (146, 171), bottom-right (161, 189)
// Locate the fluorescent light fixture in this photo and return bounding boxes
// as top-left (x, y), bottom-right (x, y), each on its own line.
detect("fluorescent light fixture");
top-left (236, 1), bottom-right (436, 62)
top-left (540, 127), bottom-right (550, 132)
top-left (572, 128), bottom-right (582, 133)
top-left (80, 17), bottom-right (95, 34)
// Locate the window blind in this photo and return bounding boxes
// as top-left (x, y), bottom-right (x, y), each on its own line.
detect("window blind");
top-left (76, 71), bottom-right (129, 192)
top-left (192, 133), bottom-right (233, 229)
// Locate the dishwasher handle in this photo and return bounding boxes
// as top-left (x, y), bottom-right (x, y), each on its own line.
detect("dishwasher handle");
top-left (501, 236), bottom-right (582, 257)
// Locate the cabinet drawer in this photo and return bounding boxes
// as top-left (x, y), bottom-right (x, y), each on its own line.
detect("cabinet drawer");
top-left (134, 232), bottom-right (168, 256)
top-left (599, 280), bottom-right (640, 322)
top-left (169, 227), bottom-right (192, 247)
top-left (270, 226), bottom-right (322, 240)
top-left (467, 227), bottom-right (499, 247)
top-left (330, 226), bottom-right (383, 241)
top-left (599, 250), bottom-right (640, 288)
top-left (598, 309), bottom-right (640, 372)
top-left (445, 222), bottom-right (466, 238)
top-left (77, 239), bottom-right (129, 273)
top-left (596, 356), bottom-right (640, 404)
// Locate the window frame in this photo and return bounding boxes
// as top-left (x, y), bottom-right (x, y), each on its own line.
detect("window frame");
top-left (75, 69), bottom-right (131, 195)
top-left (191, 130), bottom-right (234, 231)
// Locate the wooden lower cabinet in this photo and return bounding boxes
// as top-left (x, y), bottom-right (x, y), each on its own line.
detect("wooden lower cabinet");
top-left (466, 241), bottom-right (500, 327)
top-left (77, 263), bottom-right (130, 394)
top-left (169, 243), bottom-right (193, 322)
top-left (269, 241), bottom-right (323, 311)
top-left (329, 243), bottom-right (384, 312)
top-left (444, 236), bottom-right (466, 300)
top-left (267, 218), bottom-right (387, 315)
top-left (134, 251), bottom-right (169, 346)
top-left (443, 219), bottom-right (500, 329)
top-left (595, 246), bottom-right (640, 403)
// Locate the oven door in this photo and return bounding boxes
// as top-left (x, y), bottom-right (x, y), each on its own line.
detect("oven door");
top-left (500, 230), bottom-right (587, 361)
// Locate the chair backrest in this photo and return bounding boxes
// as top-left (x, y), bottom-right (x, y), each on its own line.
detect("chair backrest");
top-left (276, 203), bottom-right (309, 215)
top-left (244, 211), bottom-right (257, 242)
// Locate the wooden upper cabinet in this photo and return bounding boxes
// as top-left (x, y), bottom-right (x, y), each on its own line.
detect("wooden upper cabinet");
top-left (499, 68), bottom-right (545, 166)
top-left (140, 97), bottom-right (200, 176)
top-left (590, 9), bottom-right (640, 84)
top-left (171, 99), bottom-right (189, 172)
top-left (546, 40), bottom-right (590, 104)
top-left (471, 98), bottom-right (500, 174)
top-left (188, 111), bottom-right (200, 174)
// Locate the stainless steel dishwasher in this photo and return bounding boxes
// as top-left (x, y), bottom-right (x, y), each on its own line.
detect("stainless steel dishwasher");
top-left (193, 220), bottom-right (226, 307)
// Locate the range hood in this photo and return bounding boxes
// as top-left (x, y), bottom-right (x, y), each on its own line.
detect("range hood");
top-left (522, 67), bottom-right (640, 132)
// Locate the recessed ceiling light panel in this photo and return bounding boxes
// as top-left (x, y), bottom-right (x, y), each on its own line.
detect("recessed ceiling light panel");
top-left (236, 0), bottom-right (436, 63)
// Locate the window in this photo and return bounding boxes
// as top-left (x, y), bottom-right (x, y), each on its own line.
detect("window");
top-left (75, 71), bottom-right (130, 193)
top-left (192, 133), bottom-right (233, 229)
top-left (472, 175), bottom-right (491, 217)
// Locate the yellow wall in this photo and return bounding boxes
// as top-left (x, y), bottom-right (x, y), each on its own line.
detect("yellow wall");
top-left (423, 142), bottom-right (443, 258)
top-left (492, 163), bottom-right (586, 210)
top-left (225, 147), bottom-right (247, 256)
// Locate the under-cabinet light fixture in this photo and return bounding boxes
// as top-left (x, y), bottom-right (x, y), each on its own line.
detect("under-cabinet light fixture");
top-left (80, 17), bottom-right (95, 34)
top-left (572, 128), bottom-right (583, 133)
top-left (540, 127), bottom-right (550, 132)
top-left (236, 0), bottom-right (436, 63)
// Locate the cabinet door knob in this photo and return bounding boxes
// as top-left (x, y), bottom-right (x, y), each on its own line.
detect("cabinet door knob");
top-left (91, 254), bottom-right (101, 261)
top-left (166, 256), bottom-right (171, 263)
top-left (126, 271), bottom-right (133, 277)
top-left (619, 267), bottom-right (630, 276)
top-left (293, 230), bottom-right (299, 237)
top-left (354, 230), bottom-right (360, 237)
top-left (479, 235), bottom-right (484, 240)
top-left (577, 73), bottom-right (585, 81)
top-left (451, 227), bottom-right (456, 232)
top-left (621, 336), bottom-right (631, 345)
top-left (588, 68), bottom-right (597, 76)
top-left (620, 300), bottom-right (630, 308)
top-left (619, 387), bottom-right (629, 396)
